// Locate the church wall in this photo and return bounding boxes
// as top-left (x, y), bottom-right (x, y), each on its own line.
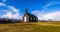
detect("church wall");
top-left (23, 14), bottom-right (29, 22)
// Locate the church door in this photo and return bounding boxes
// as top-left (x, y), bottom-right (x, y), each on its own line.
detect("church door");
top-left (24, 16), bottom-right (27, 22)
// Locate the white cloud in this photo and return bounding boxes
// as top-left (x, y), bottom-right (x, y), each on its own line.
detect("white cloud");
top-left (2, 0), bottom-right (7, 2)
top-left (0, 2), bottom-right (22, 20)
top-left (2, 6), bottom-right (22, 20)
top-left (32, 10), bottom-right (60, 21)
top-left (41, 1), bottom-right (60, 13)
top-left (3, 11), bottom-right (22, 20)
top-left (0, 3), bottom-right (6, 6)
top-left (44, 11), bottom-right (60, 21)
top-left (7, 6), bottom-right (19, 13)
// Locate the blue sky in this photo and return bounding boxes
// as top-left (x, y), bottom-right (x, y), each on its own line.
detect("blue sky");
top-left (0, 0), bottom-right (60, 21)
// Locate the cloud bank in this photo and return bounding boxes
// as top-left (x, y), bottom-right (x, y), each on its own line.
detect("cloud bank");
top-left (0, 2), bottom-right (22, 20)
top-left (2, 6), bottom-right (22, 20)
top-left (32, 10), bottom-right (60, 21)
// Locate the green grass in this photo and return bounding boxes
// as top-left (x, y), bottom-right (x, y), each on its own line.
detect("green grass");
top-left (0, 22), bottom-right (60, 32)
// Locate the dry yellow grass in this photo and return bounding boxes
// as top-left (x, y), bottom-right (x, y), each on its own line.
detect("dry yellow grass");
top-left (0, 22), bottom-right (60, 32)
top-left (33, 22), bottom-right (60, 26)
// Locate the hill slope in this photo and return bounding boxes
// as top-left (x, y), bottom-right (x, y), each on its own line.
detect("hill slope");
top-left (0, 22), bottom-right (60, 32)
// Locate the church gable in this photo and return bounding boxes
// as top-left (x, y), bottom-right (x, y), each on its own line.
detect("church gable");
top-left (23, 14), bottom-right (29, 22)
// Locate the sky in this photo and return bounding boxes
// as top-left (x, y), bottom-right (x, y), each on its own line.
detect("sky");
top-left (0, 0), bottom-right (60, 21)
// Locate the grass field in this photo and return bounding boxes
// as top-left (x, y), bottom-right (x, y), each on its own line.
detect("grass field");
top-left (0, 22), bottom-right (60, 32)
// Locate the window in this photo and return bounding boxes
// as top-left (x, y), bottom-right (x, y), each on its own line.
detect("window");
top-left (31, 17), bottom-right (32, 20)
top-left (34, 18), bottom-right (35, 20)
top-left (35, 18), bottom-right (36, 20)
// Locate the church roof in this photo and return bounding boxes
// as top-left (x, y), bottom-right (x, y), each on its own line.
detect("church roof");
top-left (27, 13), bottom-right (37, 18)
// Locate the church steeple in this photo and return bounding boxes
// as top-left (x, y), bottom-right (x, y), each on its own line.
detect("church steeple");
top-left (25, 8), bottom-right (28, 14)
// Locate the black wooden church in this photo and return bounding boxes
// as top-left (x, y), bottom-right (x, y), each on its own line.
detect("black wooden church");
top-left (23, 9), bottom-right (38, 22)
